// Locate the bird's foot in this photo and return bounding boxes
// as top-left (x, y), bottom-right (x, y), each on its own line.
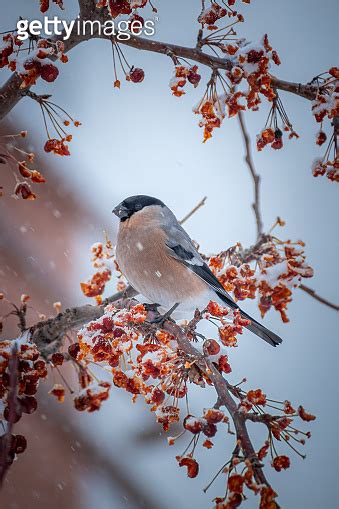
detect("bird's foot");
top-left (148, 303), bottom-right (180, 326)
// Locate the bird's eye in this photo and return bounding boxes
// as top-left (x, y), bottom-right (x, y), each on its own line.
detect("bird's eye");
top-left (135, 203), bottom-right (142, 211)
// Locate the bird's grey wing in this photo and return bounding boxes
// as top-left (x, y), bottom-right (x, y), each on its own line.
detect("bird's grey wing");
top-left (163, 216), bottom-right (282, 347)
top-left (163, 223), bottom-right (237, 309)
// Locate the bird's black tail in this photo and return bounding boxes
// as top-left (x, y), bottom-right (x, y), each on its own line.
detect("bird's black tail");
top-left (215, 290), bottom-right (282, 347)
top-left (211, 281), bottom-right (282, 347)
top-left (240, 309), bottom-right (282, 347)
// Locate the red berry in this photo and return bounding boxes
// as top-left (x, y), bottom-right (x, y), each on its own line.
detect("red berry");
top-left (102, 317), bottom-right (114, 332)
top-left (23, 371), bottom-right (39, 384)
top-left (187, 67), bottom-right (201, 87)
top-left (24, 383), bottom-right (38, 396)
top-left (271, 138), bottom-right (283, 150)
top-left (316, 131), bottom-right (327, 146)
top-left (202, 422), bottom-right (217, 438)
top-left (20, 395), bottom-right (38, 414)
top-left (40, 0), bottom-right (49, 14)
top-left (113, 327), bottom-right (124, 338)
top-left (247, 49), bottom-right (264, 63)
top-left (14, 182), bottom-right (36, 200)
top-left (203, 408), bottom-right (224, 424)
top-left (129, 68), bottom-right (145, 83)
top-left (24, 58), bottom-right (40, 71)
top-left (51, 352), bottom-right (64, 366)
top-left (23, 58), bottom-right (42, 73)
top-left (4, 404), bottom-right (22, 423)
top-left (148, 387), bottom-right (165, 405)
top-left (68, 342), bottom-right (80, 359)
top-left (184, 415), bottom-right (203, 434)
top-left (34, 360), bottom-right (48, 377)
top-left (13, 435), bottom-right (27, 454)
top-left (108, 355), bottom-right (120, 368)
top-left (218, 355), bottom-right (232, 374)
top-left (41, 63), bottom-right (59, 82)
top-left (203, 339), bottom-right (220, 356)
top-left (129, 14), bottom-right (144, 34)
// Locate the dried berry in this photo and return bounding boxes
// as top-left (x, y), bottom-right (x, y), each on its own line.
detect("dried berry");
top-left (41, 63), bottom-right (59, 82)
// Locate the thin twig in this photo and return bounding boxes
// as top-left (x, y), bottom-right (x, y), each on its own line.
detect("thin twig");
top-left (237, 111), bottom-right (264, 240)
top-left (299, 284), bottom-right (339, 311)
top-left (179, 196), bottom-right (207, 225)
top-left (237, 113), bottom-right (338, 312)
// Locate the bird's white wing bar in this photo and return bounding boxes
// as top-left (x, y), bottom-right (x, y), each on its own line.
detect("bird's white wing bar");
top-left (164, 222), bottom-right (238, 308)
top-left (164, 223), bottom-right (204, 267)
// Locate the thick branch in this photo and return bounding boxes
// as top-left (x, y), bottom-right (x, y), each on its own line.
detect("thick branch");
top-left (78, 0), bottom-right (97, 18)
top-left (30, 285), bottom-right (137, 356)
top-left (270, 75), bottom-right (318, 101)
top-left (29, 290), bottom-right (271, 489)
top-left (0, 23), bottom-right (93, 119)
top-left (163, 320), bottom-right (270, 487)
top-left (0, 10), bottom-right (319, 121)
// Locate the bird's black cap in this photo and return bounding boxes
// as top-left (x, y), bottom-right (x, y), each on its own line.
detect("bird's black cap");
top-left (113, 195), bottom-right (165, 221)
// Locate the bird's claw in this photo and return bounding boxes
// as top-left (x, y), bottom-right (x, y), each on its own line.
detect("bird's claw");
top-left (143, 302), bottom-right (161, 313)
top-left (147, 303), bottom-right (180, 326)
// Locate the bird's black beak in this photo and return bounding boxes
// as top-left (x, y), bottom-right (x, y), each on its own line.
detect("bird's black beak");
top-left (112, 203), bottom-right (130, 221)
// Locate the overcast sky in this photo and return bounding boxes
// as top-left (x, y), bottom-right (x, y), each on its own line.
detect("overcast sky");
top-left (1, 1), bottom-right (339, 508)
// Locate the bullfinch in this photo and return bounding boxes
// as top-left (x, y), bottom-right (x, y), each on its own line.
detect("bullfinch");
top-left (113, 195), bottom-right (282, 347)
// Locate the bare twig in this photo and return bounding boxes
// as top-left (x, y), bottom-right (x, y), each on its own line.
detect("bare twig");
top-left (179, 196), bottom-right (207, 225)
top-left (237, 111), bottom-right (263, 240)
top-left (299, 284), bottom-right (339, 311)
top-left (238, 113), bottom-right (339, 312)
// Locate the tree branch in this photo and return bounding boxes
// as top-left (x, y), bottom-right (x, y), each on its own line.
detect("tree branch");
top-left (238, 110), bottom-right (264, 240)
top-left (179, 196), bottom-right (207, 225)
top-left (269, 75), bottom-right (319, 101)
top-left (237, 112), bottom-right (339, 313)
top-left (0, 344), bottom-right (18, 486)
top-left (29, 291), bottom-right (272, 490)
top-left (0, 21), bottom-right (93, 120)
top-left (163, 320), bottom-right (270, 487)
top-left (0, 8), bottom-right (320, 121)
top-left (78, 0), bottom-right (97, 18)
top-left (299, 283), bottom-right (339, 311)
top-left (30, 285), bottom-right (137, 356)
